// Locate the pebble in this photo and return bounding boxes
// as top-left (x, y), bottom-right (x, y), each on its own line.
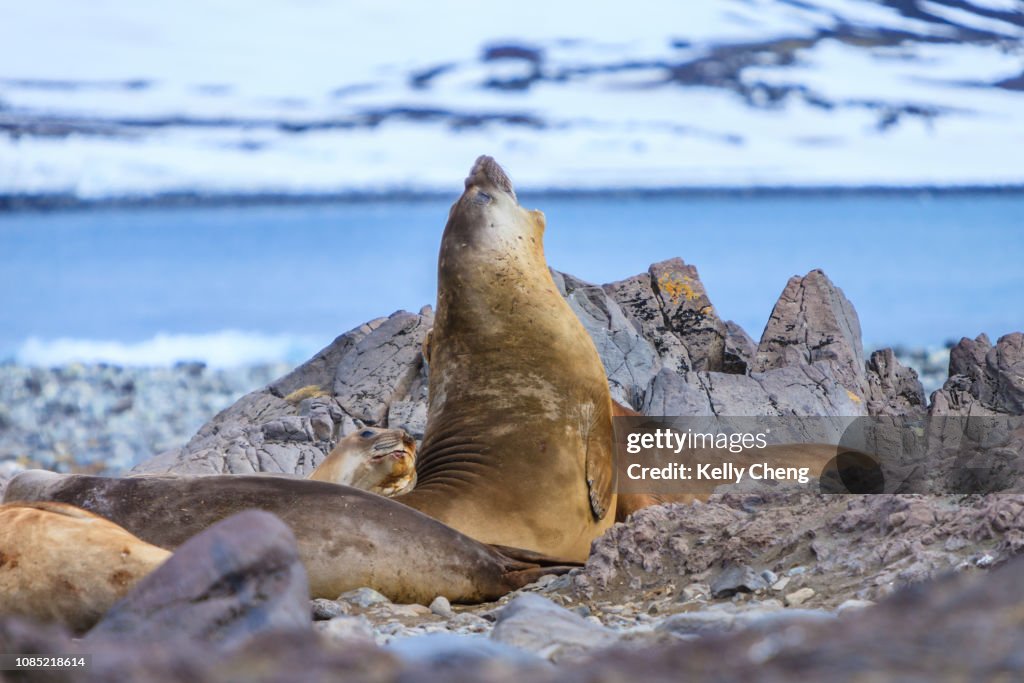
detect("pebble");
top-left (385, 604), bottom-right (432, 618)
top-left (836, 599), bottom-right (875, 615)
top-left (310, 598), bottom-right (349, 620)
top-left (315, 615), bottom-right (376, 643)
top-left (711, 565), bottom-right (769, 598)
top-left (338, 587), bottom-right (390, 608)
top-left (784, 588), bottom-right (816, 606)
top-left (490, 594), bottom-right (619, 662)
top-left (429, 596), bottom-right (454, 618)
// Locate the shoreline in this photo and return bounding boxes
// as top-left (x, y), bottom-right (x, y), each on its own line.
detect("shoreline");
top-left (3, 184), bottom-right (1024, 213)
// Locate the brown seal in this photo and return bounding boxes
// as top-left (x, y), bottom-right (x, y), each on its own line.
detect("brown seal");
top-left (396, 156), bottom-right (617, 561)
top-left (308, 426), bottom-right (417, 496)
top-left (2, 157), bottom-right (603, 603)
top-left (0, 501), bottom-right (170, 632)
top-left (3, 471), bottom-right (574, 605)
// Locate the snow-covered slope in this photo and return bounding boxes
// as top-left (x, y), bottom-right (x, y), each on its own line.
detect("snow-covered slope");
top-left (1, 0), bottom-right (1022, 199)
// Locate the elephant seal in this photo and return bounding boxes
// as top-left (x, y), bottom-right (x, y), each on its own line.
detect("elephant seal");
top-left (396, 155), bottom-right (617, 561)
top-left (308, 427), bottom-right (417, 496)
top-left (0, 501), bottom-right (170, 632)
top-left (3, 471), bottom-right (573, 604)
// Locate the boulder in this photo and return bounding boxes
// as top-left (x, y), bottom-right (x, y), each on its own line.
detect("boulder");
top-left (490, 593), bottom-right (619, 662)
top-left (755, 269), bottom-right (866, 398)
top-left (87, 510), bottom-right (311, 649)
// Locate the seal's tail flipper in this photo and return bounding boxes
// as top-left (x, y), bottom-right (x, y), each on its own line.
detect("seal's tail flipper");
top-left (489, 543), bottom-right (582, 589)
top-left (488, 543), bottom-right (583, 568)
top-left (505, 564), bottom-right (578, 590)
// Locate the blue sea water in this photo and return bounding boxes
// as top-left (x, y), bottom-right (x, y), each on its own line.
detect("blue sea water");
top-left (1, 193), bottom-right (1021, 366)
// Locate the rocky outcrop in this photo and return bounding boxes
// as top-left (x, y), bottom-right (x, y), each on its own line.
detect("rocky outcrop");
top-left (134, 260), bottom-right (931, 475)
top-left (931, 333), bottom-right (1024, 417)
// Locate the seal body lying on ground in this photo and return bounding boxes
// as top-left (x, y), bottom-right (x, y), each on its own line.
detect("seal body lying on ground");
top-left (0, 501), bottom-right (170, 632)
top-left (399, 155), bottom-right (617, 561)
top-left (308, 427), bottom-right (417, 496)
top-left (3, 471), bottom-right (572, 604)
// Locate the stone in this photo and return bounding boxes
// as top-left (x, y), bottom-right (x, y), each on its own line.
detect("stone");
top-left (311, 598), bottom-right (349, 620)
top-left (784, 587), bottom-right (816, 606)
top-left (710, 564), bottom-right (770, 598)
top-left (387, 632), bottom-right (543, 665)
top-left (656, 611), bottom-right (736, 636)
top-left (338, 587), bottom-right (391, 609)
top-left (314, 615), bottom-right (376, 643)
top-left (754, 269), bottom-right (866, 398)
top-left (933, 333), bottom-right (1024, 416)
top-left (87, 510), bottom-right (311, 649)
top-left (865, 348), bottom-right (928, 417)
top-left (386, 604), bottom-right (432, 618)
top-left (490, 594), bottom-right (619, 662)
top-left (836, 599), bottom-right (875, 614)
top-left (429, 596), bottom-right (455, 618)
top-left (603, 258), bottom-right (726, 374)
top-left (723, 320), bottom-right (757, 375)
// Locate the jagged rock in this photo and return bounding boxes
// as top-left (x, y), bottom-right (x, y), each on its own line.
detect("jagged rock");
top-left (603, 258), bottom-right (727, 375)
top-left (710, 564), bottom-right (769, 598)
top-left (865, 348), bottom-right (927, 417)
top-left (933, 333), bottom-right (1024, 417)
top-left (331, 311), bottom-right (432, 425)
top-left (87, 510), bottom-right (311, 649)
top-left (755, 269), bottom-right (866, 397)
top-left (723, 320), bottom-right (756, 374)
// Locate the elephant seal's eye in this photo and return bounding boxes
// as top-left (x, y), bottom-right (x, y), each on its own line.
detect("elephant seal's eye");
top-left (359, 430), bottom-right (375, 438)
top-left (473, 190), bottom-right (492, 205)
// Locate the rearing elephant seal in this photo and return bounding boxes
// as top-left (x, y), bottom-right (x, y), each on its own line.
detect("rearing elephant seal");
top-left (398, 156), bottom-right (617, 560)
top-left (2, 157), bottom-right (604, 603)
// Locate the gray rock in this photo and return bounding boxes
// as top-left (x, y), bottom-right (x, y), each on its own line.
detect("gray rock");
top-left (87, 510), bottom-right (311, 648)
top-left (710, 564), bottom-right (769, 598)
top-left (656, 610), bottom-right (736, 636)
top-left (865, 348), bottom-right (928, 417)
top-left (313, 615), bottom-right (376, 643)
top-left (933, 333), bottom-right (1024, 416)
top-left (490, 594), bottom-right (619, 662)
top-left (784, 587), bottom-right (816, 606)
top-left (388, 632), bottom-right (543, 665)
top-left (429, 596), bottom-right (455, 618)
top-left (755, 269), bottom-right (866, 398)
top-left (338, 587), bottom-right (391, 609)
top-left (311, 598), bottom-right (349, 620)
top-left (836, 599), bottom-right (875, 614)
top-left (603, 258), bottom-right (726, 374)
top-left (735, 607), bottom-right (834, 629)
top-left (723, 320), bottom-right (757, 374)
